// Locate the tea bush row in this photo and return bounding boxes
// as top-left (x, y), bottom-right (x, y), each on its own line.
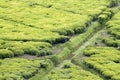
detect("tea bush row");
top-left (0, 58), bottom-right (53, 80)
top-left (84, 47), bottom-right (120, 80)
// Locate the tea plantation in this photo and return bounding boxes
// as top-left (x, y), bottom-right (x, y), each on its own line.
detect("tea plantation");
top-left (0, 0), bottom-right (120, 80)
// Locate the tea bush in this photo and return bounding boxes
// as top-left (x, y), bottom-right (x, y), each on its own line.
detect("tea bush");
top-left (0, 49), bottom-right (14, 59)
top-left (0, 41), bottom-right (52, 58)
top-left (84, 47), bottom-right (120, 79)
top-left (0, 58), bottom-right (53, 80)
top-left (47, 61), bottom-right (103, 80)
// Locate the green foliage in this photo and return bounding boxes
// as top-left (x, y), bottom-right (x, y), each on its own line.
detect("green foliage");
top-left (93, 12), bottom-right (120, 79)
top-left (102, 37), bottom-right (120, 47)
top-left (83, 47), bottom-right (120, 80)
top-left (0, 49), bottom-right (14, 59)
top-left (0, 74), bottom-right (23, 80)
top-left (35, 0), bottom-right (112, 16)
top-left (102, 11), bottom-right (120, 48)
top-left (50, 47), bottom-right (71, 64)
top-left (98, 14), bottom-right (108, 24)
top-left (36, 48), bottom-right (52, 57)
top-left (0, 0), bottom-right (114, 43)
top-left (106, 11), bottom-right (120, 39)
top-left (0, 0), bottom-right (115, 60)
top-left (57, 47), bottom-right (71, 60)
top-left (50, 21), bottom-right (101, 64)
top-left (0, 58), bottom-right (53, 80)
top-left (0, 41), bottom-right (52, 58)
top-left (0, 0), bottom-right (110, 60)
top-left (64, 22), bottom-right (100, 51)
top-left (9, 47), bottom-right (24, 56)
top-left (47, 61), bottom-right (103, 80)
top-left (0, 0), bottom-right (119, 80)
top-left (98, 9), bottom-right (112, 24)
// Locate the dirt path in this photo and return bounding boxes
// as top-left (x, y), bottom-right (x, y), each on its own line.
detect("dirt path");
top-left (71, 29), bottom-right (107, 80)
top-left (72, 29), bottom-right (105, 56)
